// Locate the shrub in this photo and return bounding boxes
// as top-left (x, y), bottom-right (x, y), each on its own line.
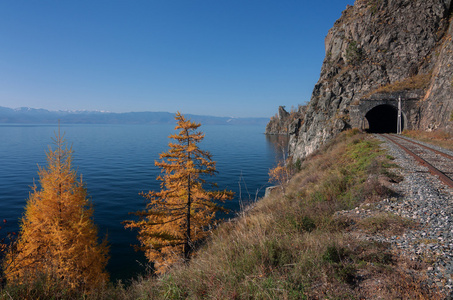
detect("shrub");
top-left (345, 40), bottom-right (364, 66)
top-left (323, 245), bottom-right (347, 264)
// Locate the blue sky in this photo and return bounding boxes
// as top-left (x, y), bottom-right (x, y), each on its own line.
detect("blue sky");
top-left (0, 1), bottom-right (354, 118)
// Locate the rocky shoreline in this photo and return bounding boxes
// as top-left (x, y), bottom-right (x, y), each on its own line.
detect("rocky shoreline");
top-left (339, 135), bottom-right (453, 297)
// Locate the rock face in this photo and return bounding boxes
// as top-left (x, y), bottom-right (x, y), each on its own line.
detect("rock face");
top-left (265, 106), bottom-right (305, 135)
top-left (266, 0), bottom-right (453, 161)
top-left (265, 106), bottom-right (290, 135)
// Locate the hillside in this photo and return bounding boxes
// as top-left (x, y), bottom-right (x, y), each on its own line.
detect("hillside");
top-left (267, 0), bottom-right (453, 161)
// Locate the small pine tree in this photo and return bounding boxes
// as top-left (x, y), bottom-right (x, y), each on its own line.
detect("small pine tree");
top-left (3, 129), bottom-right (109, 291)
top-left (124, 112), bottom-right (233, 274)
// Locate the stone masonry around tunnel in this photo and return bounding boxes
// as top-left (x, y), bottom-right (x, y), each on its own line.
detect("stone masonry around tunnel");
top-left (349, 90), bottom-right (424, 132)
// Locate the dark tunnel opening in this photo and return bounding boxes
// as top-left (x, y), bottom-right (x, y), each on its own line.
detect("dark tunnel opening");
top-left (365, 104), bottom-right (403, 133)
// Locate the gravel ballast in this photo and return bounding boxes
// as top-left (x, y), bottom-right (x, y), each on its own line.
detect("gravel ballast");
top-left (338, 135), bottom-right (453, 297)
top-left (378, 135), bottom-right (453, 295)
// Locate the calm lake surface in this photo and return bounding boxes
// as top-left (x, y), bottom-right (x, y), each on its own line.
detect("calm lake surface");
top-left (0, 123), bottom-right (285, 281)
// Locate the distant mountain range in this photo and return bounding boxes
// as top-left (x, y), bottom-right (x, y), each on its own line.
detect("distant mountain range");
top-left (0, 106), bottom-right (269, 126)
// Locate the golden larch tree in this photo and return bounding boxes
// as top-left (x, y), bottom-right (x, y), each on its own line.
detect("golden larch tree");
top-left (124, 112), bottom-right (233, 274)
top-left (268, 160), bottom-right (292, 194)
top-left (3, 129), bottom-right (109, 291)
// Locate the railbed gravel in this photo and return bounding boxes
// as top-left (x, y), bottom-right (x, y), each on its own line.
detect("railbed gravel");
top-left (345, 135), bottom-right (453, 298)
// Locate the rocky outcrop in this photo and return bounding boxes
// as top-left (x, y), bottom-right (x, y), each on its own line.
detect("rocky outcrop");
top-left (269, 0), bottom-right (453, 161)
top-left (419, 16), bottom-right (453, 130)
top-left (265, 106), bottom-right (305, 135)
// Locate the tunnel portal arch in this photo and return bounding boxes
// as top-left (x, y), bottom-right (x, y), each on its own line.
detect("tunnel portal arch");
top-left (364, 104), bottom-right (404, 133)
top-left (350, 92), bottom-right (421, 132)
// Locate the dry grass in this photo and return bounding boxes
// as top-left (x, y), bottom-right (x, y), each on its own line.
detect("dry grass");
top-left (1, 130), bottom-right (444, 299)
top-left (115, 130), bottom-right (442, 299)
top-left (364, 73), bottom-right (432, 98)
top-left (357, 212), bottom-right (417, 235)
top-left (403, 129), bottom-right (453, 151)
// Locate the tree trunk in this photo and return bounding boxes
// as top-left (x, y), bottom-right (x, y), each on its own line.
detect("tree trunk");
top-left (184, 134), bottom-right (191, 261)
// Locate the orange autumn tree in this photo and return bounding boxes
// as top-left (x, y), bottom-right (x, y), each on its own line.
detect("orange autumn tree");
top-left (268, 160), bottom-right (292, 194)
top-left (4, 129), bottom-right (109, 291)
top-left (124, 112), bottom-right (233, 274)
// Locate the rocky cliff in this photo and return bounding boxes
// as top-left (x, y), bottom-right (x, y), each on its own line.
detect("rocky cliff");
top-left (267, 0), bottom-right (453, 161)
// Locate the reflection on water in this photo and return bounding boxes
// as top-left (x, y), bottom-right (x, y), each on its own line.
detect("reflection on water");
top-left (265, 134), bottom-right (290, 163)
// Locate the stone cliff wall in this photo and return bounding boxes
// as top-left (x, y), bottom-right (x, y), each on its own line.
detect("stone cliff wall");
top-left (267, 0), bottom-right (453, 161)
top-left (265, 106), bottom-right (305, 136)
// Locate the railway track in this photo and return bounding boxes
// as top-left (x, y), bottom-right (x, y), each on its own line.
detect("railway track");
top-left (380, 134), bottom-right (453, 189)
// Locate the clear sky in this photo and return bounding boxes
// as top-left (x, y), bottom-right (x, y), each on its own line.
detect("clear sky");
top-left (0, 0), bottom-right (354, 118)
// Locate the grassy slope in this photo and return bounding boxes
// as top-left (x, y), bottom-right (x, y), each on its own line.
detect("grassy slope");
top-left (1, 130), bottom-right (443, 299)
top-left (115, 130), bottom-right (441, 299)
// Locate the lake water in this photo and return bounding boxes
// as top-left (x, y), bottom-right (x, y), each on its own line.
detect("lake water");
top-left (0, 123), bottom-right (285, 282)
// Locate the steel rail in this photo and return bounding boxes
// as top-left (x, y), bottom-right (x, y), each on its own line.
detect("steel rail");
top-left (381, 134), bottom-right (453, 188)
top-left (389, 134), bottom-right (453, 161)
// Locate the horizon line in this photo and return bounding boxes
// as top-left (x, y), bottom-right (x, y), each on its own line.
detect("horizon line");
top-left (1, 105), bottom-right (270, 120)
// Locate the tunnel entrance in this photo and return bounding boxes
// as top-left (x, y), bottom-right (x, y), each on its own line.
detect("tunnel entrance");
top-left (364, 104), bottom-right (402, 133)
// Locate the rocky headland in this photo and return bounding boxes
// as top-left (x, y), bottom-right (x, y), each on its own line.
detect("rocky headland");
top-left (266, 0), bottom-right (453, 161)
